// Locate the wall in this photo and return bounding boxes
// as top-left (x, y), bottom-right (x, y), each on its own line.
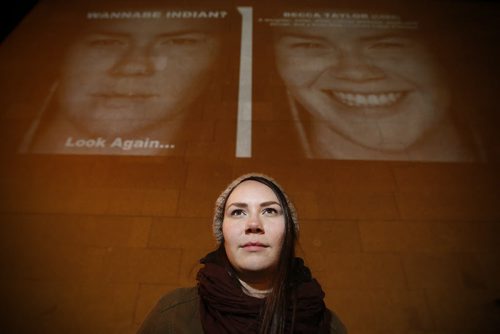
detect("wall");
top-left (0, 0), bottom-right (499, 333)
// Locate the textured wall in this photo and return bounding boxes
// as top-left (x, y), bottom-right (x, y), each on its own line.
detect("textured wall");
top-left (1, 158), bottom-right (499, 333)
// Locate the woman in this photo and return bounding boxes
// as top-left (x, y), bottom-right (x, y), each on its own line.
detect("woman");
top-left (138, 173), bottom-right (346, 333)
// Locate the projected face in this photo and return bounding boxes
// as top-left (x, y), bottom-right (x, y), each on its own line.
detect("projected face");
top-left (58, 19), bottom-right (221, 136)
top-left (274, 26), bottom-right (450, 152)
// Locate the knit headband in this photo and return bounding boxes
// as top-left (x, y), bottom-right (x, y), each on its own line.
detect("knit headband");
top-left (213, 173), bottom-right (299, 243)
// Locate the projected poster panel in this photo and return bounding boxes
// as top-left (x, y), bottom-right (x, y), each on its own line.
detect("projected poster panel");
top-left (252, 3), bottom-right (492, 162)
top-left (15, 1), bottom-right (241, 157)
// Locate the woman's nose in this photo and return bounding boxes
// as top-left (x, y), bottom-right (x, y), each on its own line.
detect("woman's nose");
top-left (327, 47), bottom-right (385, 82)
top-left (245, 214), bottom-right (264, 234)
top-left (110, 44), bottom-right (155, 76)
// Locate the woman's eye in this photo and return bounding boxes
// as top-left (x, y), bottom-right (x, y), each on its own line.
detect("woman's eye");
top-left (262, 207), bottom-right (279, 216)
top-left (230, 209), bottom-right (245, 217)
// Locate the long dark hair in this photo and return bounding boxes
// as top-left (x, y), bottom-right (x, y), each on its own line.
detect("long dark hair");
top-left (217, 175), bottom-right (299, 334)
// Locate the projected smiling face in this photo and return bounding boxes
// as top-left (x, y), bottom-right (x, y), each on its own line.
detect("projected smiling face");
top-left (274, 26), bottom-right (450, 152)
top-left (58, 19), bottom-right (221, 136)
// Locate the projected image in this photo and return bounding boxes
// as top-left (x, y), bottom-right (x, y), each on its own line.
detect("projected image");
top-left (255, 7), bottom-right (486, 161)
top-left (20, 7), bottom-right (236, 156)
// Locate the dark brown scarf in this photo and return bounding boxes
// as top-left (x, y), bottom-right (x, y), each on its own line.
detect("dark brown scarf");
top-left (197, 251), bottom-right (331, 333)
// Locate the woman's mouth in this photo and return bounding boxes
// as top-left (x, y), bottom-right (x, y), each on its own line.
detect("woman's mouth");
top-left (242, 242), bottom-right (268, 251)
top-left (325, 90), bottom-right (406, 108)
top-left (91, 92), bottom-right (157, 108)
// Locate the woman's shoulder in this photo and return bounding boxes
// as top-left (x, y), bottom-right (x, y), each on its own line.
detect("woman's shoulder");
top-left (155, 287), bottom-right (199, 311)
top-left (137, 287), bottom-right (203, 334)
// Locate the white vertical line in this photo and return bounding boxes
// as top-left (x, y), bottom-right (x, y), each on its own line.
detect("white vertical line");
top-left (236, 6), bottom-right (253, 158)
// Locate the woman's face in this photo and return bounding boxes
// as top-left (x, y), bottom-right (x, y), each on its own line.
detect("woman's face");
top-left (222, 180), bottom-right (286, 284)
top-left (274, 26), bottom-right (450, 152)
top-left (59, 19), bottom-right (221, 136)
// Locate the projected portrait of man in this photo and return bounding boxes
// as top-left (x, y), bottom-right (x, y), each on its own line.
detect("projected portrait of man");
top-left (62, 19), bottom-right (220, 137)
top-left (272, 15), bottom-right (480, 161)
top-left (22, 9), bottom-right (232, 156)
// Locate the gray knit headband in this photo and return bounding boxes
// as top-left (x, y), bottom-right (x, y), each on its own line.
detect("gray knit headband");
top-left (213, 173), bottom-right (299, 243)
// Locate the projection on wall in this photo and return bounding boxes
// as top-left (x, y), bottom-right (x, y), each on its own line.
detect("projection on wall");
top-left (14, 3), bottom-right (242, 157)
top-left (2, 1), bottom-right (496, 161)
top-left (252, 4), bottom-right (496, 162)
